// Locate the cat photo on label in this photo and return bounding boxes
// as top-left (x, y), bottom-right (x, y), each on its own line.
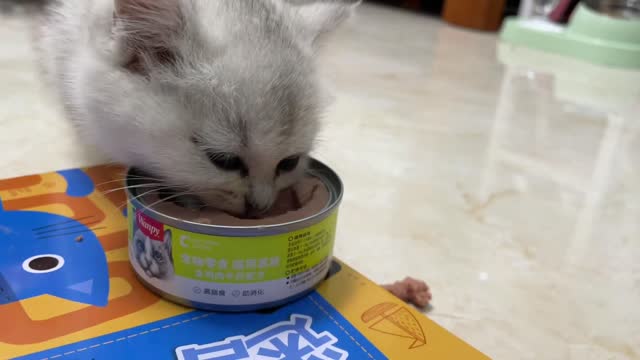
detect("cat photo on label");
top-left (0, 195), bottom-right (110, 307)
top-left (133, 228), bottom-right (174, 280)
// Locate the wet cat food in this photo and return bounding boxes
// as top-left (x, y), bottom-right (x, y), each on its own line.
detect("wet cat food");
top-left (126, 159), bottom-right (343, 312)
top-left (140, 177), bottom-right (329, 227)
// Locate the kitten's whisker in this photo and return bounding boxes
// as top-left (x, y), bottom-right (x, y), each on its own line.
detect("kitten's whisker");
top-left (36, 227), bottom-right (107, 240)
top-left (95, 172), bottom-right (163, 183)
top-left (188, 188), bottom-right (244, 198)
top-left (94, 176), bottom-right (163, 188)
top-left (32, 215), bottom-right (95, 231)
top-left (150, 189), bottom-right (213, 210)
top-left (127, 175), bottom-right (165, 181)
top-left (101, 183), bottom-right (162, 195)
top-left (127, 173), bottom-right (161, 178)
top-left (143, 190), bottom-right (195, 210)
top-left (93, 178), bottom-right (128, 187)
top-left (117, 185), bottom-right (176, 211)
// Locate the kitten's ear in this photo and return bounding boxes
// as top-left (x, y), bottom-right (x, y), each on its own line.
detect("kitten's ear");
top-left (289, 0), bottom-right (361, 50)
top-left (114, 0), bottom-right (184, 74)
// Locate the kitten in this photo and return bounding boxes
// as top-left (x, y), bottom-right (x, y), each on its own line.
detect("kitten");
top-left (37, 0), bottom-right (359, 215)
top-left (133, 228), bottom-right (173, 279)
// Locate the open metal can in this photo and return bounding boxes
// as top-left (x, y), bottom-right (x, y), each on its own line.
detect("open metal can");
top-left (125, 159), bottom-right (343, 312)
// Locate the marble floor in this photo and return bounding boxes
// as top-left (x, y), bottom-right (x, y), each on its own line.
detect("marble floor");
top-left (1, 3), bottom-right (639, 360)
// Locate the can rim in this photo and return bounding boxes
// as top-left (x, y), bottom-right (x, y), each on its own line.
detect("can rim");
top-left (125, 158), bottom-right (343, 232)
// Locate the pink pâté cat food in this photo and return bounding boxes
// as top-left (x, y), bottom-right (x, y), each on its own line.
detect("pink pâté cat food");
top-left (142, 176), bottom-right (329, 227)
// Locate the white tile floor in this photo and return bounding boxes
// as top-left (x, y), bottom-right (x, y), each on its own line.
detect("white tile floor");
top-left (1, 3), bottom-right (639, 359)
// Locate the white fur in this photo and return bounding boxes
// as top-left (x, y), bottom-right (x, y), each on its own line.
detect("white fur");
top-left (37, 0), bottom-right (359, 214)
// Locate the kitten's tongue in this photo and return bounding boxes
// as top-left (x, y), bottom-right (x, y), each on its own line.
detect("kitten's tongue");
top-left (142, 177), bottom-right (329, 226)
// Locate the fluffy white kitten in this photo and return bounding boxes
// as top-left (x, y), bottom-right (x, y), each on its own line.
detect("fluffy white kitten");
top-left (37, 0), bottom-right (359, 215)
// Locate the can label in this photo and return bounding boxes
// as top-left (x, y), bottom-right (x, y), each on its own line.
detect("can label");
top-left (135, 211), bottom-right (164, 241)
top-left (128, 203), bottom-right (338, 307)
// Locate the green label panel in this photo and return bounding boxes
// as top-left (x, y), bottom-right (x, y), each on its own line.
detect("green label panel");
top-left (170, 212), bottom-right (338, 283)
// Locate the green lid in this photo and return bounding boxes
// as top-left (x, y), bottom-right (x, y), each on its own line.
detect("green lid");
top-left (500, 3), bottom-right (640, 69)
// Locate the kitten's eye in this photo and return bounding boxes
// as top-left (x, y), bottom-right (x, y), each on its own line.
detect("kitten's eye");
top-left (208, 152), bottom-right (247, 173)
top-left (277, 155), bottom-right (300, 175)
top-left (192, 136), bottom-right (248, 175)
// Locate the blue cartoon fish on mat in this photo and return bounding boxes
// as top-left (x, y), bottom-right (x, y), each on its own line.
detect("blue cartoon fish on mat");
top-left (0, 169), bottom-right (109, 306)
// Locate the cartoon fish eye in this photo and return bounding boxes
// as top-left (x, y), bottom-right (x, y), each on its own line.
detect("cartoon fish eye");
top-left (22, 254), bottom-right (65, 274)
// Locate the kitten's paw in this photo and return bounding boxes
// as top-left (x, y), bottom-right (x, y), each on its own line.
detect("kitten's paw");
top-left (382, 277), bottom-right (432, 309)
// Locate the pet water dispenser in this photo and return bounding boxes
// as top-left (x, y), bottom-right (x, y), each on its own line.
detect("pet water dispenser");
top-left (500, 0), bottom-right (640, 69)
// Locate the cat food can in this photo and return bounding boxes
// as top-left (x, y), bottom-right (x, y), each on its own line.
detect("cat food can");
top-left (125, 159), bottom-right (342, 312)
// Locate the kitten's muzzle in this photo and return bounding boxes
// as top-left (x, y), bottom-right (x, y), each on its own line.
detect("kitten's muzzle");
top-left (244, 197), bottom-right (270, 219)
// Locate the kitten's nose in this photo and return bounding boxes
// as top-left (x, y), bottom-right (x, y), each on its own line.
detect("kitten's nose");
top-left (246, 182), bottom-right (275, 216)
top-left (244, 197), bottom-right (270, 218)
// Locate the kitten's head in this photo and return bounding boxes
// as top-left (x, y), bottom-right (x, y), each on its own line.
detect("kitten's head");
top-left (93, 0), bottom-right (358, 215)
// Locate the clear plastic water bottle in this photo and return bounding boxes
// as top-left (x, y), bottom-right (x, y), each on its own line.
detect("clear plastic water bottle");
top-left (518, 0), bottom-right (561, 18)
top-left (590, 0), bottom-right (640, 19)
